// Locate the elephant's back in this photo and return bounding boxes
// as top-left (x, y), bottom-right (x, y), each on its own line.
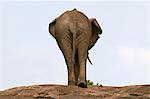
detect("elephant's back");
top-left (56, 9), bottom-right (91, 34)
top-left (58, 9), bottom-right (89, 22)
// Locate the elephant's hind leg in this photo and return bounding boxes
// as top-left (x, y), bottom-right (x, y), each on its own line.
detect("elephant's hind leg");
top-left (56, 38), bottom-right (76, 86)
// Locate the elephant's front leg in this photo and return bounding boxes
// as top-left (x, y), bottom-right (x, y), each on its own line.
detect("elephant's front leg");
top-left (56, 39), bottom-right (76, 85)
top-left (74, 53), bottom-right (80, 85)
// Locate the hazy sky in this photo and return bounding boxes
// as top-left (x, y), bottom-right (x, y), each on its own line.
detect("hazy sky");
top-left (0, 1), bottom-right (149, 90)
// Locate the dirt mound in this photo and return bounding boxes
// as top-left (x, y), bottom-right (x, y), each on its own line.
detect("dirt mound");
top-left (0, 84), bottom-right (149, 99)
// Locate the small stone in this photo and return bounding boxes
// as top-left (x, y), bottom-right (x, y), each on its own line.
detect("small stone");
top-left (33, 94), bottom-right (40, 98)
top-left (45, 95), bottom-right (54, 99)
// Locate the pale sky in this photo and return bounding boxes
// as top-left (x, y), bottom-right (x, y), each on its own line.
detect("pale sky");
top-left (0, 1), bottom-right (149, 90)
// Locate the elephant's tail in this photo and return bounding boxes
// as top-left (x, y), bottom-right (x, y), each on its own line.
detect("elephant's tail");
top-left (72, 31), bottom-right (76, 65)
top-left (72, 32), bottom-right (93, 65)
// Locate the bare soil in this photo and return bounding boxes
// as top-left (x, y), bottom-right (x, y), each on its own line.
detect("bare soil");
top-left (0, 84), bottom-right (149, 99)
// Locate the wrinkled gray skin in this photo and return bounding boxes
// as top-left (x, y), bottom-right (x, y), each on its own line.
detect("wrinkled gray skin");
top-left (49, 9), bottom-right (102, 88)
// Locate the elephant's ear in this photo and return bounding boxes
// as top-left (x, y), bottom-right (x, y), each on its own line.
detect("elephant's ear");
top-left (49, 18), bottom-right (57, 38)
top-left (88, 18), bottom-right (102, 50)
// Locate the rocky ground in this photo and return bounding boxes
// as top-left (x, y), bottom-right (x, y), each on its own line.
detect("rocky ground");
top-left (0, 84), bottom-right (150, 99)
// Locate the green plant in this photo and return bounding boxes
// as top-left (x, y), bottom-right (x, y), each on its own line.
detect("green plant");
top-left (96, 83), bottom-right (103, 87)
top-left (86, 80), bottom-right (93, 86)
top-left (86, 80), bottom-right (102, 86)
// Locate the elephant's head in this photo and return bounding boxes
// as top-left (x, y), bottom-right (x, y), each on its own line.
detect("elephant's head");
top-left (88, 18), bottom-right (102, 50)
top-left (49, 18), bottom-right (57, 38)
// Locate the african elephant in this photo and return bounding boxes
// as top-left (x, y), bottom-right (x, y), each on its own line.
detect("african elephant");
top-left (48, 9), bottom-right (102, 88)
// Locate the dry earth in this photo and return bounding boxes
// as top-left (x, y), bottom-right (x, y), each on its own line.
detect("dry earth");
top-left (0, 84), bottom-right (149, 99)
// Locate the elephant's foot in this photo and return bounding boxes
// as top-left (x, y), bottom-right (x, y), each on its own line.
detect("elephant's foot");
top-left (68, 81), bottom-right (76, 86)
top-left (78, 82), bottom-right (87, 88)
